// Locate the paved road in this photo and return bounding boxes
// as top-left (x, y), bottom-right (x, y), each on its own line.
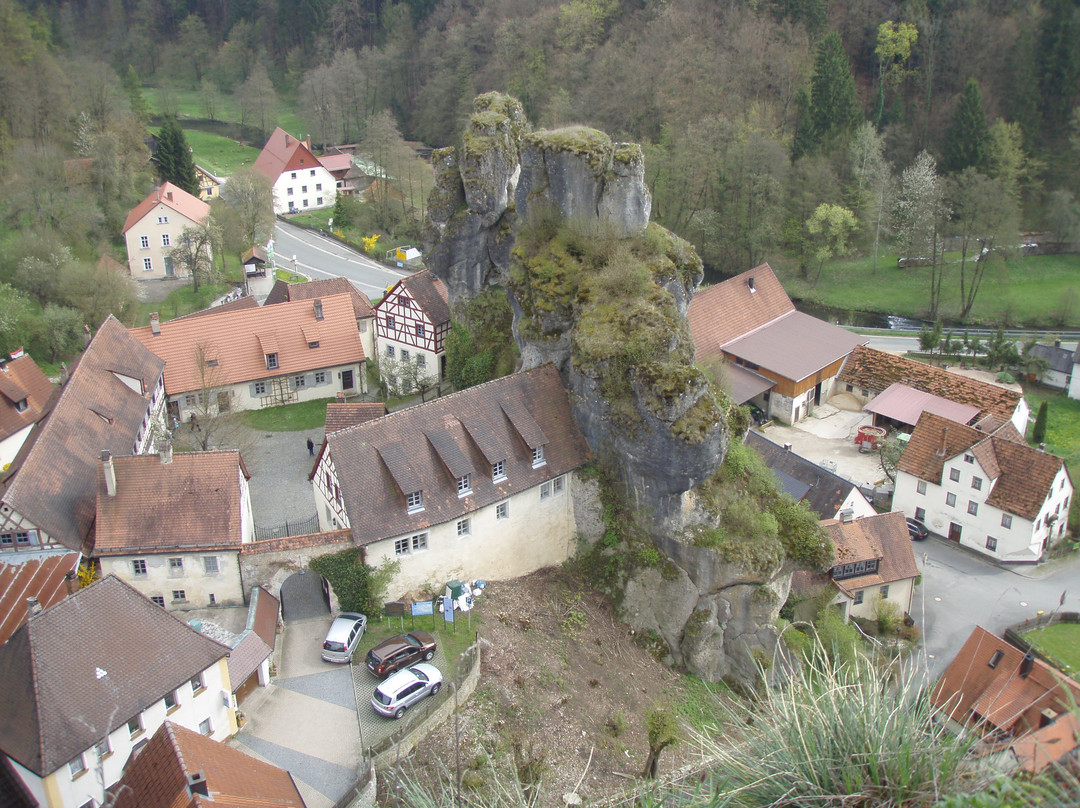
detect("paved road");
top-left (860, 334), bottom-right (1078, 354)
top-left (273, 220), bottom-right (410, 301)
top-left (911, 535), bottom-right (1080, 682)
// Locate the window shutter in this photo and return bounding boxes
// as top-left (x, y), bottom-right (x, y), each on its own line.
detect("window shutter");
top-left (248, 383), bottom-right (259, 397)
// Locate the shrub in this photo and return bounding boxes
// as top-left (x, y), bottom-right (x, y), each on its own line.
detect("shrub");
top-left (874, 596), bottom-right (903, 634)
top-left (308, 550), bottom-right (398, 616)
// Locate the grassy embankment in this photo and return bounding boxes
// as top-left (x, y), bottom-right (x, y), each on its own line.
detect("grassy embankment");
top-left (1023, 388), bottom-right (1080, 533)
top-left (774, 252), bottom-right (1080, 329)
top-left (1021, 622), bottom-right (1080, 676)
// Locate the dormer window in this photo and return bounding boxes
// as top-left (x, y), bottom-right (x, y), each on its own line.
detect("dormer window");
top-left (532, 445), bottom-right (546, 467)
top-left (492, 460), bottom-right (506, 482)
top-left (308, 340), bottom-right (320, 348)
top-left (457, 474), bottom-right (471, 497)
top-left (406, 490), bottom-right (423, 513)
top-left (14, 398), bottom-right (27, 413)
top-left (266, 353), bottom-right (279, 370)
top-left (205, 359), bottom-right (218, 367)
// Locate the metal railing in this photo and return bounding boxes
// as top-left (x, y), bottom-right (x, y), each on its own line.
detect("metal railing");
top-left (253, 513), bottom-right (319, 541)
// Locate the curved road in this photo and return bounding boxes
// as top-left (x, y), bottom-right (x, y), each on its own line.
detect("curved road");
top-left (273, 220), bottom-right (411, 301)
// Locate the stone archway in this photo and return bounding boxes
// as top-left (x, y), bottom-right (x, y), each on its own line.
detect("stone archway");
top-left (279, 570), bottom-right (332, 622)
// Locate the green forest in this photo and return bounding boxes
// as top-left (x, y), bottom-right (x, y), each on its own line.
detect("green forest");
top-left (1, 0), bottom-right (1080, 363)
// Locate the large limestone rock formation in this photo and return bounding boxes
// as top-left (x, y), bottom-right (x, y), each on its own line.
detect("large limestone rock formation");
top-left (425, 93), bottom-right (797, 685)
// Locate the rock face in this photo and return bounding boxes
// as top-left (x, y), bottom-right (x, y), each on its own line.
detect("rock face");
top-left (425, 93), bottom-right (790, 685)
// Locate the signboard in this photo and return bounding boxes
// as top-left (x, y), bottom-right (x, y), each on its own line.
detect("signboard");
top-left (384, 601), bottom-right (406, 618)
top-left (411, 600), bottom-right (434, 617)
top-left (442, 596), bottom-right (455, 623)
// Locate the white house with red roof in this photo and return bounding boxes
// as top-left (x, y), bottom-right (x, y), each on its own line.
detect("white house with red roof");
top-left (253, 127), bottom-right (337, 215)
top-left (121, 183), bottom-right (211, 281)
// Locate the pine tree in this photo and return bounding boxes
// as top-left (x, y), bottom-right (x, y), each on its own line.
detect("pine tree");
top-left (943, 79), bottom-right (990, 174)
top-left (1032, 401), bottom-right (1048, 444)
top-left (808, 31), bottom-right (859, 153)
top-left (154, 117), bottom-right (199, 196)
top-left (1038, 0), bottom-right (1080, 125)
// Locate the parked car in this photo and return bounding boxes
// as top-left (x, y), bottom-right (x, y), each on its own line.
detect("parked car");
top-left (366, 630), bottom-right (437, 678)
top-left (906, 518), bottom-right (929, 541)
top-left (322, 612), bottom-right (368, 663)
top-left (371, 663), bottom-right (443, 718)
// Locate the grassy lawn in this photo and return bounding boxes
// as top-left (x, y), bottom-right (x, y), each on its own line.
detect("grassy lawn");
top-left (774, 253), bottom-right (1080, 328)
top-left (145, 86), bottom-right (305, 136)
top-left (239, 397), bottom-right (333, 431)
top-left (181, 129), bottom-right (260, 177)
top-left (1022, 622), bottom-right (1080, 676)
top-left (359, 611), bottom-right (479, 679)
top-left (129, 282), bottom-right (232, 327)
top-left (1023, 387), bottom-right (1080, 531)
top-left (274, 269), bottom-right (308, 283)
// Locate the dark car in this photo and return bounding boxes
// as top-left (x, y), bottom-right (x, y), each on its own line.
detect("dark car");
top-left (366, 631), bottom-right (437, 678)
top-left (906, 518), bottom-right (929, 541)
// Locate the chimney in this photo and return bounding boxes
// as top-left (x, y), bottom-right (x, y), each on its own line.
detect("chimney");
top-left (839, 508), bottom-right (854, 524)
top-left (166, 191), bottom-right (173, 201)
top-left (1039, 443), bottom-right (1046, 452)
top-left (101, 450), bottom-right (117, 497)
top-left (936, 426), bottom-right (948, 458)
top-left (284, 133), bottom-right (291, 148)
top-left (783, 442), bottom-right (792, 452)
top-left (305, 134), bottom-right (311, 150)
top-left (1020, 651), bottom-right (1035, 679)
top-left (60, 362), bottom-right (69, 384)
top-left (26, 596), bottom-right (42, 619)
top-left (65, 570), bottom-right (78, 595)
top-left (313, 299), bottom-right (324, 321)
top-left (150, 312), bottom-right (160, 336)
top-left (160, 440), bottom-right (173, 465)
top-left (1055, 339), bottom-right (1062, 348)
top-left (748, 276), bottom-right (756, 292)
top-left (186, 771), bottom-right (210, 798)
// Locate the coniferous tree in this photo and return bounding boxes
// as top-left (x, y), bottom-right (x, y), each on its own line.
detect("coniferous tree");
top-left (808, 31), bottom-right (859, 153)
top-left (1037, 0), bottom-right (1080, 125)
top-left (943, 79), bottom-right (990, 174)
top-left (1032, 400), bottom-right (1048, 444)
top-left (154, 117), bottom-right (199, 196)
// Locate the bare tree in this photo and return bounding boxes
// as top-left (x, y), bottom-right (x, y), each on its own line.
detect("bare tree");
top-left (236, 62), bottom-right (277, 138)
top-left (894, 151), bottom-right (949, 319)
top-left (168, 218), bottom-right (220, 293)
top-left (849, 122), bottom-right (893, 275)
top-left (220, 167), bottom-right (274, 249)
top-left (174, 342), bottom-right (258, 456)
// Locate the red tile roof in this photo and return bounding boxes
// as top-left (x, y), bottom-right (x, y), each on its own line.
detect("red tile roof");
top-left (253, 127), bottom-right (321, 182)
top-left (121, 182), bottom-right (210, 235)
top-left (0, 317), bottom-right (165, 551)
top-left (822, 511), bottom-right (919, 587)
top-left (265, 277), bottom-right (376, 320)
top-left (376, 269), bottom-right (450, 326)
top-left (0, 355), bottom-right (54, 443)
top-left (327, 365), bottom-right (589, 546)
top-left (325, 402), bottom-right (388, 434)
top-left (688, 264), bottom-right (794, 356)
top-left (933, 625), bottom-right (1080, 737)
top-left (0, 552), bottom-right (80, 645)
top-left (897, 412), bottom-right (1068, 520)
top-left (0, 575), bottom-right (230, 777)
top-left (227, 586), bottom-right (279, 689)
top-left (131, 293), bottom-right (366, 394)
top-left (839, 345), bottom-right (1023, 426)
top-left (1010, 711), bottom-right (1080, 773)
top-left (94, 451), bottom-right (248, 556)
top-left (113, 721), bottom-right (306, 808)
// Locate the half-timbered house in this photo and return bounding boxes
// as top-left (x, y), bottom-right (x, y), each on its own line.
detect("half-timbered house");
top-left (374, 270), bottom-right (450, 390)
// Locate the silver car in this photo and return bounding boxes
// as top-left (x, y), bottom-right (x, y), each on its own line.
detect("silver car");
top-left (371, 663), bottom-right (443, 718)
top-left (321, 612), bottom-right (368, 663)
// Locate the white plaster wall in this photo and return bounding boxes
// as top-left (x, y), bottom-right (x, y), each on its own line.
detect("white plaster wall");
top-left (100, 551), bottom-right (245, 610)
top-left (838, 489), bottom-right (877, 519)
top-left (1069, 364), bottom-right (1080, 400)
top-left (271, 167), bottom-right (337, 215)
top-left (124, 205), bottom-right (206, 280)
top-left (0, 424), bottom-right (32, 470)
top-left (848, 576), bottom-right (916, 621)
top-left (365, 478), bottom-right (578, 597)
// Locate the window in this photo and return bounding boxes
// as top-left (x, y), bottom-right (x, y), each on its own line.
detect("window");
top-left (1001, 513), bottom-right (1013, 529)
top-left (132, 559), bottom-right (147, 576)
top-left (191, 673), bottom-right (204, 693)
top-left (317, 197), bottom-right (323, 206)
top-left (169, 557), bottom-right (183, 573)
top-left (301, 185), bottom-right (308, 193)
top-left (532, 445), bottom-right (546, 467)
top-left (917, 480), bottom-right (927, 495)
top-left (457, 519), bottom-right (470, 537)
top-left (386, 315), bottom-right (397, 330)
top-left (496, 501), bottom-right (509, 520)
top-left (386, 345), bottom-right (395, 358)
top-left (164, 690), bottom-right (178, 711)
top-left (402, 349), bottom-right (410, 362)
top-left (394, 537), bottom-right (410, 555)
top-left (157, 215), bottom-right (168, 224)
top-left (291, 172), bottom-right (297, 179)
top-left (1036, 519), bottom-right (1041, 530)
top-left (967, 501), bottom-right (979, 516)
top-left (553, 475), bottom-right (564, 494)
top-left (287, 187), bottom-right (294, 195)
top-left (302, 198), bottom-right (309, 207)
top-left (151, 596), bottom-right (165, 607)
top-left (541, 481), bottom-right (552, 500)
top-left (964, 454), bottom-right (975, 463)
top-left (411, 533), bottom-right (427, 551)
top-left (406, 490), bottom-right (423, 512)
top-left (314, 371), bottom-right (326, 384)
top-left (879, 585), bottom-right (890, 599)
top-left (316, 183), bottom-right (322, 191)
top-left (417, 354), bottom-right (426, 367)
top-left (199, 718), bottom-right (212, 736)
top-left (203, 556), bottom-right (219, 574)
top-left (266, 353), bottom-right (279, 369)
top-left (972, 476), bottom-right (983, 490)
top-left (986, 536), bottom-right (998, 551)
top-left (310, 169), bottom-right (316, 176)
top-left (254, 381), bottom-right (267, 396)
top-left (294, 375), bottom-right (306, 389)
top-left (949, 468), bottom-right (961, 482)
top-left (457, 474), bottom-right (471, 496)
top-left (161, 233), bottom-right (170, 247)
top-left (988, 649), bottom-right (1004, 668)
top-left (416, 324), bottom-right (425, 337)
top-left (542, 477), bottom-right (564, 500)
top-left (915, 506), bottom-right (926, 521)
top-left (853, 590), bottom-right (864, 605)
top-left (172, 590), bottom-right (187, 602)
top-left (143, 258), bottom-right (153, 272)
top-left (946, 492), bottom-right (956, 507)
top-left (140, 235), bottom-right (149, 248)
top-left (184, 393), bottom-right (196, 407)
top-left (492, 461), bottom-right (506, 482)
top-left (68, 755), bottom-right (86, 778)
top-left (94, 737), bottom-right (111, 760)
top-left (128, 716), bottom-right (144, 737)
